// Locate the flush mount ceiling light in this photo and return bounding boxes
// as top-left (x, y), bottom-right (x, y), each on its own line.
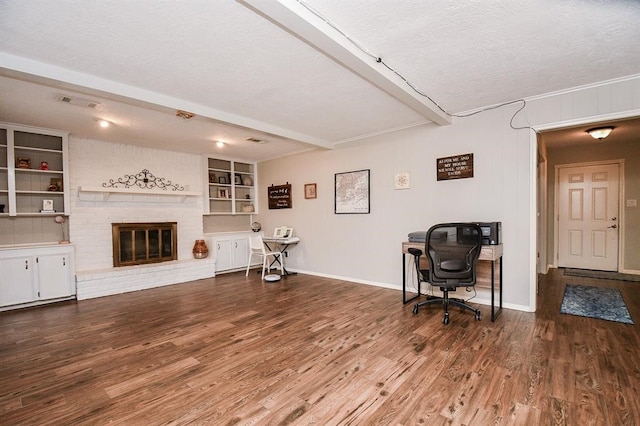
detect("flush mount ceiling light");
top-left (98, 119), bottom-right (110, 128)
top-left (215, 140), bottom-right (225, 148)
top-left (587, 127), bottom-right (614, 140)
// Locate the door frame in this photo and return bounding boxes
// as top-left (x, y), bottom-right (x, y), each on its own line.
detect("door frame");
top-left (553, 159), bottom-right (625, 271)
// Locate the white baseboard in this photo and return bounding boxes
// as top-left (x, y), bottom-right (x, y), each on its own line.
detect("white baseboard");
top-left (289, 268), bottom-right (533, 313)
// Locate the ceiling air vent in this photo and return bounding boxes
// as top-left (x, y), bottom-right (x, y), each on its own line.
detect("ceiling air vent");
top-left (57, 95), bottom-right (101, 109)
top-left (246, 137), bottom-right (267, 144)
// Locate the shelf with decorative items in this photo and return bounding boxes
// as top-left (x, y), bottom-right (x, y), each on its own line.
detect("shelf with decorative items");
top-left (77, 168), bottom-right (199, 203)
top-left (0, 122), bottom-right (70, 217)
top-left (205, 157), bottom-right (256, 215)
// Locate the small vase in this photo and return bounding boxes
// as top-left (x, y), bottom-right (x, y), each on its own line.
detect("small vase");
top-left (192, 239), bottom-right (209, 259)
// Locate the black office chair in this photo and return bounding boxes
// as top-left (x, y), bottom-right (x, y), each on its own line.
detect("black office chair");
top-left (412, 223), bottom-right (483, 324)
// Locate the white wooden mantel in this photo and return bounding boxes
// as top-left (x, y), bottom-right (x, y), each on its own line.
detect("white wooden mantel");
top-left (77, 186), bottom-right (200, 203)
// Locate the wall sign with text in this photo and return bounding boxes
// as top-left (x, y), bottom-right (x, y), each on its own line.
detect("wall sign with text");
top-left (268, 183), bottom-right (292, 209)
top-left (437, 153), bottom-right (474, 181)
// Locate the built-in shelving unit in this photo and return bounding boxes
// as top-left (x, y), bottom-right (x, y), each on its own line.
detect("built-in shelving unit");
top-left (205, 157), bottom-right (256, 215)
top-left (0, 123), bottom-right (70, 217)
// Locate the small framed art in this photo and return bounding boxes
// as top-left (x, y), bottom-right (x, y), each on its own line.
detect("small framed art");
top-left (304, 183), bottom-right (317, 199)
top-left (41, 199), bottom-right (54, 212)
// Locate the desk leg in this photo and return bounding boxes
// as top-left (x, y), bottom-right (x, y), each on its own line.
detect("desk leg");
top-left (262, 242), bottom-right (292, 276)
top-left (402, 253), bottom-right (420, 304)
top-left (490, 256), bottom-right (503, 322)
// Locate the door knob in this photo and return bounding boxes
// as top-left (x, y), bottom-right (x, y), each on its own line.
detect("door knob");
top-left (608, 224), bottom-right (617, 229)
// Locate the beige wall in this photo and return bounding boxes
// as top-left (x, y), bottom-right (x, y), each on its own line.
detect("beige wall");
top-left (257, 104), bottom-right (535, 311)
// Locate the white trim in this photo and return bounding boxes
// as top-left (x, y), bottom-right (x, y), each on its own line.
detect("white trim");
top-left (534, 109), bottom-right (640, 133)
top-left (529, 130), bottom-right (538, 312)
top-left (289, 268), bottom-right (533, 313)
top-left (526, 74), bottom-right (640, 103)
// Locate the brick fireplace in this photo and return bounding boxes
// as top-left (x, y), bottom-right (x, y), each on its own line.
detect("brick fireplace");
top-left (70, 138), bottom-right (216, 300)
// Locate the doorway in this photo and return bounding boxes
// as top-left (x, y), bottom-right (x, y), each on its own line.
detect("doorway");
top-left (556, 161), bottom-right (620, 271)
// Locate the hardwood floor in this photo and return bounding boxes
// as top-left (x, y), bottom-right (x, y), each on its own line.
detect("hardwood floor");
top-left (1, 268), bottom-right (639, 425)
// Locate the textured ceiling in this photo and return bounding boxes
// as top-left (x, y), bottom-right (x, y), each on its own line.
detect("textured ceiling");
top-left (1, 0), bottom-right (639, 161)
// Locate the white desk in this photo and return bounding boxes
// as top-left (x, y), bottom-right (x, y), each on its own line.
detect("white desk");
top-left (262, 237), bottom-right (300, 275)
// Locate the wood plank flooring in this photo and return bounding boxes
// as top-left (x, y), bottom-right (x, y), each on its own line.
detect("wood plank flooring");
top-left (1, 268), bottom-right (639, 425)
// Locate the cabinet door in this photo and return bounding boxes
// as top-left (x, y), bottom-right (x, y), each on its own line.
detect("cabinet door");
top-left (232, 237), bottom-right (248, 269)
top-left (214, 239), bottom-right (232, 271)
top-left (0, 256), bottom-right (36, 306)
top-left (37, 253), bottom-right (74, 299)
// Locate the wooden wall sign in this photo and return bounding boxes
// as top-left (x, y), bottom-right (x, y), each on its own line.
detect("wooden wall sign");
top-left (268, 183), bottom-right (292, 209)
top-left (437, 153), bottom-right (474, 181)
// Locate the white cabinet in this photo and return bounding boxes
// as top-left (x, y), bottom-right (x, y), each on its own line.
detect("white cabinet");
top-left (204, 157), bottom-right (257, 215)
top-left (0, 255), bottom-right (36, 306)
top-left (37, 252), bottom-right (74, 299)
top-left (210, 233), bottom-right (251, 273)
top-left (0, 245), bottom-right (75, 309)
top-left (0, 122), bottom-right (70, 217)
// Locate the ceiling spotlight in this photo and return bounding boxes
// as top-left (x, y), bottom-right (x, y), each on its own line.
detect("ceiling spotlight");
top-left (98, 120), bottom-right (110, 128)
top-left (176, 110), bottom-right (195, 120)
top-left (215, 140), bottom-right (225, 148)
top-left (587, 127), bottom-right (613, 140)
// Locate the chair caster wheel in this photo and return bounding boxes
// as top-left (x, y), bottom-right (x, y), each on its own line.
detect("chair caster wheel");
top-left (475, 311), bottom-right (481, 321)
top-left (412, 305), bottom-right (419, 315)
top-left (443, 315), bottom-right (449, 325)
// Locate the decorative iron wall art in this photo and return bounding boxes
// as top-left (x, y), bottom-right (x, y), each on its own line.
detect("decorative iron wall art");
top-left (102, 169), bottom-right (185, 191)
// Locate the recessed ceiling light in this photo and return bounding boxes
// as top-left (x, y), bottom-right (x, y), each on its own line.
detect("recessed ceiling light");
top-left (215, 140), bottom-right (225, 148)
top-left (98, 120), bottom-right (110, 128)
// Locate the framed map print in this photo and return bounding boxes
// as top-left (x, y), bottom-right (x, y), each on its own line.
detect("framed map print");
top-left (334, 169), bottom-right (370, 214)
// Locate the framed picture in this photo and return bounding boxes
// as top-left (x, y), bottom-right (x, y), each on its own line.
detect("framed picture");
top-left (218, 176), bottom-right (227, 185)
top-left (217, 188), bottom-right (229, 198)
top-left (42, 199), bottom-right (54, 212)
top-left (394, 172), bottom-right (410, 189)
top-left (209, 173), bottom-right (216, 183)
top-left (335, 169), bottom-right (370, 214)
top-left (234, 175), bottom-right (242, 185)
top-left (48, 178), bottom-right (63, 192)
top-left (304, 183), bottom-right (317, 199)
top-left (16, 157), bottom-right (31, 169)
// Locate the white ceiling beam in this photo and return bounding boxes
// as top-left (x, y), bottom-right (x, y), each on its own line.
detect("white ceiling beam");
top-left (0, 52), bottom-right (335, 150)
top-left (239, 0), bottom-right (451, 126)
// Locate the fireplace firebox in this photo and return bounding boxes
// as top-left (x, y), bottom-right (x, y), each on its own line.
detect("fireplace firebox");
top-left (112, 222), bottom-right (177, 267)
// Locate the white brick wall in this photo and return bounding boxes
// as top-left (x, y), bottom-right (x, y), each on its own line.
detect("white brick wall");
top-left (69, 137), bottom-right (215, 299)
top-left (75, 258), bottom-right (216, 300)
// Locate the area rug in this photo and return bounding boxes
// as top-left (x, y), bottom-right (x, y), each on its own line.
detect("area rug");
top-left (560, 284), bottom-right (634, 324)
top-left (563, 268), bottom-right (640, 282)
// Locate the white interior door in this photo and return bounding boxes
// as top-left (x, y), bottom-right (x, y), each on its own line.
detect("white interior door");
top-left (557, 163), bottom-right (619, 271)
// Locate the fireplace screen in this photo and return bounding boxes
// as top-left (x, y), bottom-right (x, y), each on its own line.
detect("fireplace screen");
top-left (112, 222), bottom-right (177, 267)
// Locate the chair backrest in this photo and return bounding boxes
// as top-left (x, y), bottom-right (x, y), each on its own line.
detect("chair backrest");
top-left (425, 223), bottom-right (482, 287)
top-left (248, 235), bottom-right (266, 254)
